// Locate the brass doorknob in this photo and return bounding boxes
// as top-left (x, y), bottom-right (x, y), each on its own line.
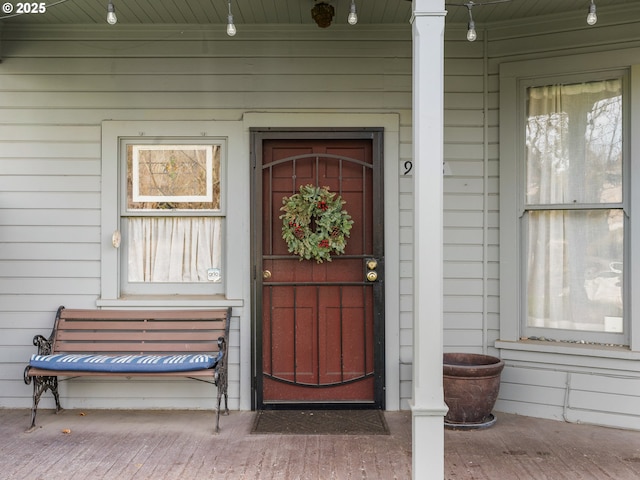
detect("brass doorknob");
top-left (366, 271), bottom-right (378, 282)
top-left (262, 270), bottom-right (272, 280)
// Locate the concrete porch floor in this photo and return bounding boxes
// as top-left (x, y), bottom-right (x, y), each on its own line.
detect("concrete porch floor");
top-left (1, 408), bottom-right (639, 479)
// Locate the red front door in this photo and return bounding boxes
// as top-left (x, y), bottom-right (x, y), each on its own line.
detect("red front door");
top-left (252, 130), bottom-right (385, 408)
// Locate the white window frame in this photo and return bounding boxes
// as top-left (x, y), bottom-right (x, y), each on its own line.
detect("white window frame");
top-left (499, 50), bottom-right (640, 353)
top-left (100, 120), bottom-right (244, 304)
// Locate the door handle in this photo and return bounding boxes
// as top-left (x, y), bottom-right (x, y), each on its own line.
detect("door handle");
top-left (366, 271), bottom-right (378, 282)
top-left (263, 270), bottom-right (272, 280)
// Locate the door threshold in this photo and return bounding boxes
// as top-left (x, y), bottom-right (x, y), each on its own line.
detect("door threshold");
top-left (260, 401), bottom-right (378, 411)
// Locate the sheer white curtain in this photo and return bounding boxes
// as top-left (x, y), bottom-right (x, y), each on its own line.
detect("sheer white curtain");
top-left (128, 217), bottom-right (222, 282)
top-left (525, 80), bottom-right (623, 332)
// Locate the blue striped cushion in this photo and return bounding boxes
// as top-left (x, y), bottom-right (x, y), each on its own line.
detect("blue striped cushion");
top-left (29, 352), bottom-right (222, 373)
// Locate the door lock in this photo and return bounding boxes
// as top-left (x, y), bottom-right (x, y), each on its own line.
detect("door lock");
top-left (365, 258), bottom-right (379, 282)
top-left (262, 270), bottom-right (272, 280)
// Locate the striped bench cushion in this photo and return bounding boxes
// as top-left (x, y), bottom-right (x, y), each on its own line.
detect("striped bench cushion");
top-left (29, 352), bottom-right (222, 373)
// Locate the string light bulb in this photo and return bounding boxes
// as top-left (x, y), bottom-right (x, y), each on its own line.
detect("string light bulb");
top-left (587, 0), bottom-right (597, 26)
top-left (466, 3), bottom-right (477, 42)
top-left (348, 0), bottom-right (358, 25)
top-left (466, 20), bottom-right (477, 41)
top-left (446, 0), bottom-right (513, 41)
top-left (106, 0), bottom-right (117, 25)
top-left (226, 0), bottom-right (236, 36)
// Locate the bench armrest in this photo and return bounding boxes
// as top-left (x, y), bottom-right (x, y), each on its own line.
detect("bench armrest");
top-left (32, 335), bottom-right (53, 355)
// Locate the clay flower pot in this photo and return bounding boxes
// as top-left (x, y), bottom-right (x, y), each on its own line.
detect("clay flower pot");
top-left (443, 353), bottom-right (505, 430)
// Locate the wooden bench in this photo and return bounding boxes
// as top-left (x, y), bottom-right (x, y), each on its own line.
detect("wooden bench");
top-left (24, 306), bottom-right (231, 432)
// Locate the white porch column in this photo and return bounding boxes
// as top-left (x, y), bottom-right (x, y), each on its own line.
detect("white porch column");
top-left (411, 1), bottom-right (448, 479)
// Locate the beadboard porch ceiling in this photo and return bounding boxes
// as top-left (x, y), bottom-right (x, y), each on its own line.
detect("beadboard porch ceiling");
top-left (0, 0), bottom-right (638, 26)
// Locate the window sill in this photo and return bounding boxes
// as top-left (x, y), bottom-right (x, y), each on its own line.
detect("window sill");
top-left (97, 295), bottom-right (243, 308)
top-left (496, 339), bottom-right (640, 361)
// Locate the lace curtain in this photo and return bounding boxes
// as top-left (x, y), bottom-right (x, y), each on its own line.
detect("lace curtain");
top-left (525, 80), bottom-right (623, 332)
top-left (128, 217), bottom-right (222, 282)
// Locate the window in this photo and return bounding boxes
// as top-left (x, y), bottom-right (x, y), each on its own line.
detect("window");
top-left (500, 53), bottom-right (640, 354)
top-left (502, 71), bottom-right (630, 346)
top-left (120, 141), bottom-right (225, 295)
top-left (101, 120), bottom-right (246, 304)
top-left (524, 79), bottom-right (625, 343)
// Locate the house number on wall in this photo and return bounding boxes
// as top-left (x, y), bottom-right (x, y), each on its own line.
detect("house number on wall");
top-left (403, 161), bottom-right (451, 176)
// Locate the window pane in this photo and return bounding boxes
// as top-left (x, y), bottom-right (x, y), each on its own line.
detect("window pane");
top-left (526, 80), bottom-right (622, 205)
top-left (527, 210), bottom-right (623, 332)
top-left (128, 217), bottom-right (222, 283)
top-left (127, 144), bottom-right (221, 211)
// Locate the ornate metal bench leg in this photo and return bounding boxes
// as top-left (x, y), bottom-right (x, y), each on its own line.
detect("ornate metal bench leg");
top-left (214, 336), bottom-right (229, 433)
top-left (222, 376), bottom-right (229, 416)
top-left (30, 377), bottom-right (44, 430)
top-left (25, 372), bottom-right (62, 431)
top-left (221, 365), bottom-right (229, 416)
top-left (214, 361), bottom-right (228, 433)
top-left (29, 379), bottom-right (39, 430)
top-left (215, 390), bottom-right (222, 433)
top-left (51, 376), bottom-right (62, 414)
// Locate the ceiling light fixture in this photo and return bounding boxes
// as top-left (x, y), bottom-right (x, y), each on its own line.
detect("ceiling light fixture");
top-left (587, 0), bottom-right (597, 26)
top-left (348, 0), bottom-right (358, 25)
top-left (311, 1), bottom-right (335, 28)
top-left (106, 0), bottom-right (117, 25)
top-left (226, 0), bottom-right (236, 36)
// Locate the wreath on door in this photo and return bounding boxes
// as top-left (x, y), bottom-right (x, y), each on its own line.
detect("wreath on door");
top-left (280, 184), bottom-right (354, 263)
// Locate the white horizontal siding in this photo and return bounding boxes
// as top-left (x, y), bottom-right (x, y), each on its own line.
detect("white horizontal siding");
top-left (496, 361), bottom-right (640, 430)
top-left (1, 226), bottom-right (100, 243)
top-left (0, 91), bottom-right (411, 110)
top-left (0, 24), bottom-right (411, 411)
top-left (443, 37), bottom-right (485, 352)
top-left (0, 56), bottom-right (413, 75)
top-left (25, 377), bottom-right (229, 411)
top-left (495, 365), bottom-right (568, 421)
top-left (398, 107), bottom-right (415, 409)
top-left (442, 37), bottom-right (490, 362)
top-left (1, 39), bottom-right (411, 59)
top-left (0, 74), bottom-right (411, 93)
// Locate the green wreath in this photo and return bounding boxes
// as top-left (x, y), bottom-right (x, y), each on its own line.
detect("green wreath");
top-left (280, 184), bottom-right (354, 263)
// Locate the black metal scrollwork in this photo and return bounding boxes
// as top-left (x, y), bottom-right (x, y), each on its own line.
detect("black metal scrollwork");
top-left (33, 335), bottom-right (53, 355)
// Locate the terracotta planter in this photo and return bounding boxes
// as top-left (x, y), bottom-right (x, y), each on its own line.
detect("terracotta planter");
top-left (443, 353), bottom-right (504, 430)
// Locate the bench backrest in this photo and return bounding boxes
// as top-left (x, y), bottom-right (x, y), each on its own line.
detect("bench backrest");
top-left (50, 307), bottom-right (231, 355)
